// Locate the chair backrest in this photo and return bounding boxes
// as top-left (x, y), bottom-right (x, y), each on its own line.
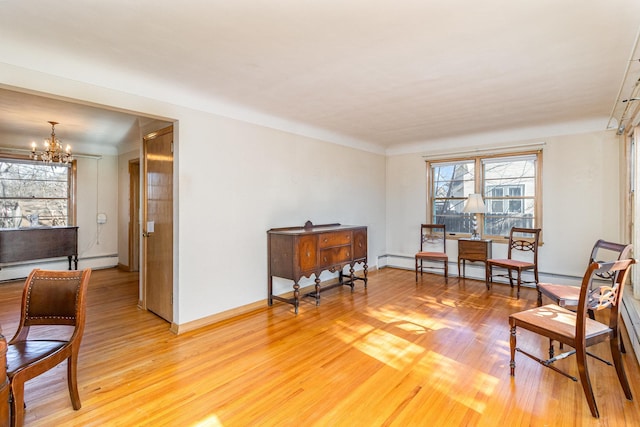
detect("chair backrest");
top-left (576, 259), bottom-right (635, 338)
top-left (507, 227), bottom-right (541, 262)
top-left (420, 224), bottom-right (446, 253)
top-left (588, 240), bottom-right (633, 280)
top-left (12, 269), bottom-right (91, 343)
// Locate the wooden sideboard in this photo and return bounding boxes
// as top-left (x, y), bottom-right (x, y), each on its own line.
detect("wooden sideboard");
top-left (0, 226), bottom-right (78, 270)
top-left (268, 221), bottom-right (368, 314)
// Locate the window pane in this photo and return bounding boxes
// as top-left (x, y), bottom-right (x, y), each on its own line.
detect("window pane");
top-left (0, 160), bottom-right (70, 228)
top-left (431, 161), bottom-right (474, 233)
top-left (482, 156), bottom-right (536, 235)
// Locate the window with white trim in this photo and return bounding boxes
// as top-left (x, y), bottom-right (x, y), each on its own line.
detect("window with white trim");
top-left (427, 152), bottom-right (541, 238)
top-left (0, 158), bottom-right (75, 228)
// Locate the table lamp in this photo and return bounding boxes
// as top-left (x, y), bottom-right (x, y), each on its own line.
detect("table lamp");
top-left (463, 193), bottom-right (486, 240)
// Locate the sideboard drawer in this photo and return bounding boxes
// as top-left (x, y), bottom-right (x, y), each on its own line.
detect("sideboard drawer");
top-left (319, 246), bottom-right (352, 267)
top-left (459, 240), bottom-right (490, 260)
top-left (318, 231), bottom-right (352, 248)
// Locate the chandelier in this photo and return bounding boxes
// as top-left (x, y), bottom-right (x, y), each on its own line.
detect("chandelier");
top-left (30, 121), bottom-right (73, 164)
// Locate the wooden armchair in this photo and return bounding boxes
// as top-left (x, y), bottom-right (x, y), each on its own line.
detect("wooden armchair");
top-left (485, 227), bottom-right (541, 298)
top-left (509, 259), bottom-right (635, 418)
top-left (415, 224), bottom-right (448, 283)
top-left (6, 268), bottom-right (91, 427)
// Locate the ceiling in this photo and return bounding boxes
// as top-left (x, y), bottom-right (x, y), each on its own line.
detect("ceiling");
top-left (1, 1), bottom-right (640, 155)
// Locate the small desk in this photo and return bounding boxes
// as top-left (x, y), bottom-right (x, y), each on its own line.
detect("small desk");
top-left (458, 238), bottom-right (492, 278)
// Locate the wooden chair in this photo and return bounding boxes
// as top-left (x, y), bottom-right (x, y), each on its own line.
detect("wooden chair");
top-left (537, 240), bottom-right (632, 306)
top-left (6, 268), bottom-right (91, 427)
top-left (537, 240), bottom-right (632, 355)
top-left (415, 224), bottom-right (448, 283)
top-left (485, 227), bottom-right (541, 298)
top-left (509, 259), bottom-right (635, 418)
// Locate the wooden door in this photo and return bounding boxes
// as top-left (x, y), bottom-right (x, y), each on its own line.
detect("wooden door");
top-left (143, 126), bottom-right (174, 322)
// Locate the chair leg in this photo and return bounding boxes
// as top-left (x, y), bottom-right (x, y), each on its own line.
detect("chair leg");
top-left (509, 323), bottom-right (517, 376)
top-left (485, 264), bottom-right (491, 290)
top-left (415, 258), bottom-right (419, 282)
top-left (9, 380), bottom-right (25, 427)
top-left (444, 261), bottom-right (448, 284)
top-left (576, 344), bottom-right (599, 418)
top-left (536, 286), bottom-right (542, 306)
top-left (610, 335), bottom-right (633, 400)
top-left (516, 270), bottom-right (522, 299)
top-left (67, 354), bottom-right (82, 410)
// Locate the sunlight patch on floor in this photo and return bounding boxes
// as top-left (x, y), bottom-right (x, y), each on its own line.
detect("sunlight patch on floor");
top-left (414, 350), bottom-right (500, 414)
top-left (191, 414), bottom-right (224, 426)
top-left (333, 321), bottom-right (425, 370)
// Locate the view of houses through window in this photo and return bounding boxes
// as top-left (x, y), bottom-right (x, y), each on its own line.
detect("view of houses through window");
top-left (428, 152), bottom-right (540, 238)
top-left (0, 159), bottom-right (72, 229)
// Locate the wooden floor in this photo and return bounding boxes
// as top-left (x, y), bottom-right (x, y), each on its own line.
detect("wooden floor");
top-left (0, 267), bottom-right (639, 426)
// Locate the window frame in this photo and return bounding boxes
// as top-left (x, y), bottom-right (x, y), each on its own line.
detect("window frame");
top-left (0, 154), bottom-right (77, 229)
top-left (426, 150), bottom-right (542, 241)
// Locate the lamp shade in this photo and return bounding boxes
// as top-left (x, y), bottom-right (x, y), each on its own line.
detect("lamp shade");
top-left (463, 193), bottom-right (486, 213)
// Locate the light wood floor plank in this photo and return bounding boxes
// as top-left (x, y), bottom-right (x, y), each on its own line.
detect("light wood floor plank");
top-left (0, 267), bottom-right (638, 426)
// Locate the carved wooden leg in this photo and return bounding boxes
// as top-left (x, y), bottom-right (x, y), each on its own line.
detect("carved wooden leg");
top-left (516, 270), bottom-right (522, 299)
top-left (363, 262), bottom-right (368, 288)
top-left (293, 282), bottom-right (300, 314)
top-left (314, 277), bottom-right (321, 306)
top-left (349, 266), bottom-right (355, 292)
top-left (509, 323), bottom-right (517, 376)
top-left (415, 258), bottom-right (420, 281)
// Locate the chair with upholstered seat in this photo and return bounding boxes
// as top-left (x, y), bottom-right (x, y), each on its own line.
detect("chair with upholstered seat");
top-left (537, 240), bottom-right (632, 354)
top-left (485, 227), bottom-right (541, 298)
top-left (537, 239), bottom-right (632, 307)
top-left (415, 224), bottom-right (448, 283)
top-left (6, 268), bottom-right (91, 427)
top-left (509, 258), bottom-right (634, 418)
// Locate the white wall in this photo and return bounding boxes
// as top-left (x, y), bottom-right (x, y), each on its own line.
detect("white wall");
top-left (385, 130), bottom-right (624, 283)
top-left (176, 110), bottom-right (386, 322)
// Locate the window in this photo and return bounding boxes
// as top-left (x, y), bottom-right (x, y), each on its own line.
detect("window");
top-left (427, 152), bottom-right (541, 238)
top-left (0, 158), bottom-right (74, 229)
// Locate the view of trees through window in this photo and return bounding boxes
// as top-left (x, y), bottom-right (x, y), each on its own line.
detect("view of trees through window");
top-left (429, 153), bottom-right (539, 237)
top-left (0, 159), bottom-right (70, 229)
